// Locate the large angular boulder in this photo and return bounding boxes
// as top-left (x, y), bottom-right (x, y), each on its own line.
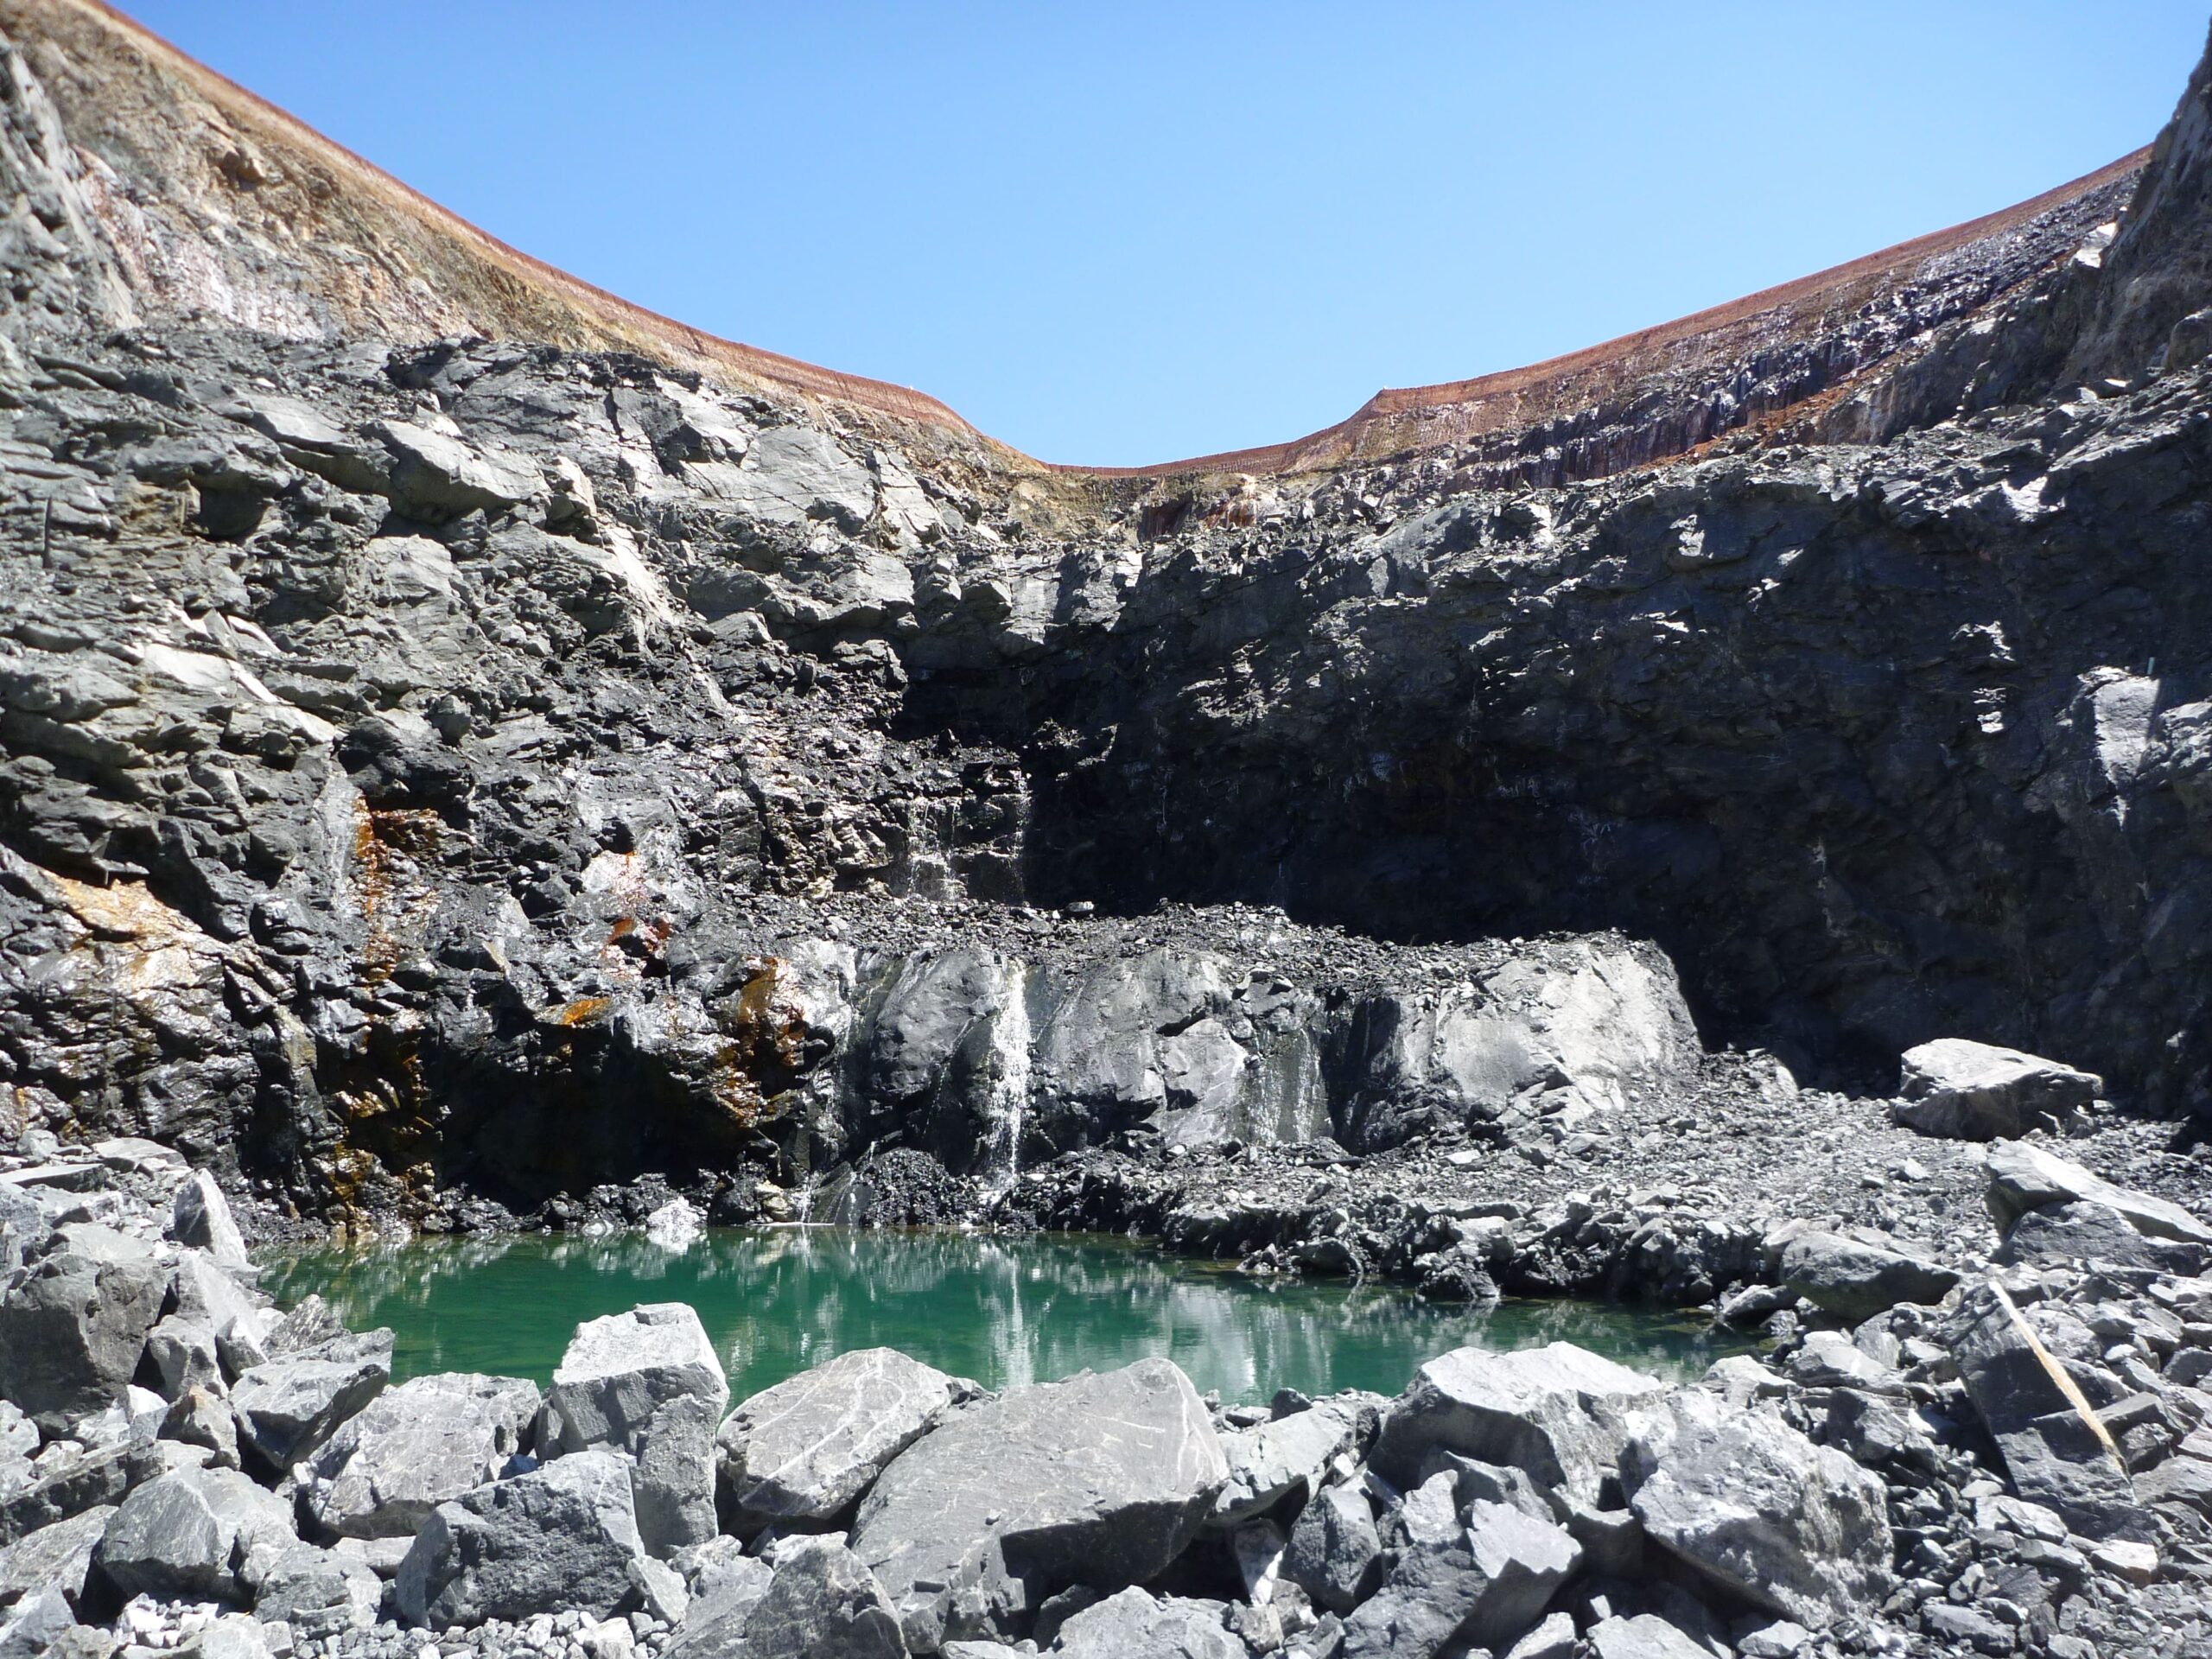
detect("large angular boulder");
top-left (98, 1465), bottom-right (296, 1603)
top-left (1371, 1343), bottom-right (1665, 1506)
top-left (1776, 1231), bottom-right (1960, 1321)
top-left (1341, 1477), bottom-right (1581, 1659)
top-left (1984, 1140), bottom-right (2212, 1244)
top-left (1049, 1587), bottom-right (1242, 1659)
top-left (738, 1535), bottom-right (908, 1659)
top-left (1587, 1614), bottom-right (1716, 1659)
top-left (1946, 1279), bottom-right (2141, 1538)
top-left (717, 1347), bottom-right (958, 1531)
top-left (395, 1448), bottom-right (648, 1627)
top-left (306, 1371), bottom-right (539, 1538)
top-left (1620, 1390), bottom-right (1891, 1629)
top-left (546, 1303), bottom-right (728, 1554)
top-left (246, 1541), bottom-right (384, 1636)
top-left (1210, 1397), bottom-right (1366, 1526)
top-left (850, 1358), bottom-right (1227, 1651)
top-left (1894, 1039), bottom-right (2101, 1140)
top-left (229, 1329), bottom-right (392, 1471)
top-left (0, 1505), bottom-right (111, 1611)
top-left (0, 1590), bottom-right (78, 1659)
top-left (0, 1248), bottom-right (167, 1432)
top-left (1994, 1199), bottom-right (2207, 1272)
top-left (1281, 1482), bottom-right (1382, 1614)
top-left (169, 1172), bottom-right (249, 1268)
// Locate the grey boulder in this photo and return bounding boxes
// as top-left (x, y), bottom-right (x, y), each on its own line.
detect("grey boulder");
top-left (1775, 1230), bottom-right (1960, 1322)
top-left (1994, 1199), bottom-right (2206, 1272)
top-left (1984, 1139), bottom-right (2212, 1244)
top-left (1341, 1477), bottom-right (1580, 1659)
top-left (169, 1172), bottom-right (249, 1268)
top-left (306, 1370), bottom-right (539, 1538)
top-left (97, 1464), bottom-right (296, 1602)
top-left (717, 1347), bottom-right (959, 1531)
top-left (144, 1314), bottom-right (223, 1401)
top-left (548, 1303), bottom-right (728, 1555)
top-left (1281, 1482), bottom-right (1382, 1614)
top-left (0, 1589), bottom-right (77, 1659)
top-left (1587, 1613), bottom-right (1717, 1659)
top-left (229, 1328), bottom-right (392, 1470)
top-left (0, 1504), bottom-right (111, 1610)
top-left (1620, 1389), bottom-right (1891, 1629)
top-left (396, 1446), bottom-right (648, 1627)
top-left (850, 1357), bottom-right (1227, 1651)
top-left (0, 1248), bottom-right (167, 1433)
top-left (1048, 1586), bottom-right (1242, 1659)
top-left (1371, 1342), bottom-right (1665, 1506)
top-left (739, 1535), bottom-right (908, 1659)
top-left (1211, 1397), bottom-right (1365, 1526)
top-left (1893, 1039), bottom-right (2101, 1140)
top-left (247, 1540), bottom-right (384, 1636)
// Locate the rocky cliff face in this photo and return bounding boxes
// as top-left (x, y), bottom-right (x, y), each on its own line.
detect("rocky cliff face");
top-left (0, 2), bottom-right (2208, 1219)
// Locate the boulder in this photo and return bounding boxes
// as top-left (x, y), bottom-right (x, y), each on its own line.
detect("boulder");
top-left (0, 1504), bottom-right (111, 1610)
top-left (160, 1385), bottom-right (241, 1470)
top-left (1620, 1389), bottom-right (1891, 1629)
top-left (0, 1589), bottom-right (77, 1659)
top-left (179, 1613), bottom-right (276, 1659)
top-left (1946, 1279), bottom-right (2141, 1538)
top-left (1504, 1611), bottom-right (1579, 1659)
top-left (97, 1464), bottom-right (296, 1603)
top-left (396, 1447), bottom-right (648, 1627)
top-left (1210, 1397), bottom-right (1365, 1526)
top-left (306, 1370), bottom-right (539, 1538)
top-left (1587, 1613), bottom-right (1715, 1659)
top-left (0, 1249), bottom-right (166, 1432)
top-left (1894, 1039), bottom-right (2101, 1140)
top-left (245, 1540), bottom-right (383, 1636)
top-left (1281, 1481), bottom-right (1382, 1614)
top-left (1341, 1477), bottom-right (1581, 1659)
top-left (144, 1315), bottom-right (222, 1401)
top-left (665, 1552), bottom-right (774, 1659)
top-left (739, 1535), bottom-right (907, 1659)
top-left (228, 1329), bottom-right (392, 1470)
top-left (168, 1255), bottom-right (264, 1357)
top-left (1371, 1342), bottom-right (1665, 1505)
top-left (717, 1347), bottom-right (958, 1531)
top-left (1985, 1139), bottom-right (2212, 1243)
top-left (849, 1358), bottom-right (1227, 1651)
top-left (1049, 1587), bottom-right (1242, 1659)
top-left (632, 1391), bottom-right (720, 1554)
top-left (0, 1442), bottom-right (136, 1548)
top-left (1994, 1199), bottom-right (2206, 1272)
top-left (1776, 1231), bottom-right (1960, 1322)
top-left (168, 1172), bottom-right (248, 1268)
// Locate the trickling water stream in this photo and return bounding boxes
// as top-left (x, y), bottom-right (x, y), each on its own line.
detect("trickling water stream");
top-left (262, 1227), bottom-right (1756, 1403)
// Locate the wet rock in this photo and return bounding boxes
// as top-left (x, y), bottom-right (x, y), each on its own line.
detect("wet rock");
top-left (1946, 1279), bottom-right (2142, 1537)
top-left (396, 1446), bottom-right (648, 1626)
top-left (97, 1464), bottom-right (296, 1603)
top-left (1984, 1140), bottom-right (2212, 1243)
top-left (1371, 1342), bottom-right (1665, 1505)
top-left (168, 1172), bottom-right (248, 1268)
top-left (0, 1503), bottom-right (111, 1610)
top-left (547, 1304), bottom-right (728, 1553)
top-left (1775, 1230), bottom-right (1960, 1322)
top-left (1620, 1389), bottom-right (1891, 1629)
top-left (1341, 1476), bottom-right (1580, 1659)
top-left (0, 1248), bottom-right (166, 1433)
top-left (305, 1370), bottom-right (539, 1538)
top-left (1893, 1039), bottom-right (2101, 1140)
top-left (850, 1357), bottom-right (1226, 1650)
top-left (1048, 1586), bottom-right (1241, 1659)
top-left (228, 1328), bottom-right (392, 1470)
top-left (1281, 1482), bottom-right (1383, 1614)
top-left (739, 1535), bottom-right (907, 1659)
top-left (716, 1347), bottom-right (959, 1531)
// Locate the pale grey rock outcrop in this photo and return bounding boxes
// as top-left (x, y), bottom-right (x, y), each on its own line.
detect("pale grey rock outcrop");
top-left (716, 1346), bottom-right (959, 1530)
top-left (850, 1357), bottom-right (1226, 1651)
top-left (305, 1370), bottom-right (539, 1538)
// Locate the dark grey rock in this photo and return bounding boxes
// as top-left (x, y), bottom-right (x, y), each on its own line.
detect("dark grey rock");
top-left (1282, 1482), bottom-right (1382, 1614)
top-left (144, 1314), bottom-right (222, 1402)
top-left (1586, 1613), bottom-right (1715, 1659)
top-left (0, 1589), bottom-right (78, 1659)
top-left (1775, 1230), bottom-right (1960, 1322)
top-left (0, 1249), bottom-right (166, 1433)
top-left (395, 1446), bottom-right (647, 1627)
top-left (717, 1347), bottom-right (957, 1531)
top-left (1983, 1141), bottom-right (2212, 1244)
top-left (0, 1504), bottom-right (111, 1611)
top-left (245, 1540), bottom-right (384, 1637)
top-left (740, 1535), bottom-right (907, 1659)
top-left (1994, 1199), bottom-right (2206, 1271)
top-left (850, 1357), bottom-right (1226, 1651)
top-left (1211, 1397), bottom-right (1365, 1526)
top-left (1341, 1476), bottom-right (1580, 1659)
top-left (168, 1172), bottom-right (248, 1268)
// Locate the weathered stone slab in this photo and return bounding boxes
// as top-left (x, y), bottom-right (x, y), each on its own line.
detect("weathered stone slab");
top-left (1894, 1039), bottom-right (2101, 1140)
top-left (1985, 1140), bottom-right (2212, 1244)
top-left (1049, 1586), bottom-right (1242, 1659)
top-left (717, 1347), bottom-right (957, 1530)
top-left (306, 1370), bottom-right (538, 1538)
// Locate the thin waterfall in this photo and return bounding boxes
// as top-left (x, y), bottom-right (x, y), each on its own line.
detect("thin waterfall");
top-left (982, 960), bottom-right (1032, 1198)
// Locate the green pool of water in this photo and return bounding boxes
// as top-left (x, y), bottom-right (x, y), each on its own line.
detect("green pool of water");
top-left (261, 1228), bottom-right (1754, 1405)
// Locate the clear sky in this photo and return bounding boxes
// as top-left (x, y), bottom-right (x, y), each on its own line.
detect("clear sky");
top-left (129, 3), bottom-right (2209, 467)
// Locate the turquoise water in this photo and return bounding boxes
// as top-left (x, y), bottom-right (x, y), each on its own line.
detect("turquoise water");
top-left (262, 1228), bottom-right (1751, 1406)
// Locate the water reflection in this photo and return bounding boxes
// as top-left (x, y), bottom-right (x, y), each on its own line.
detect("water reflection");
top-left (261, 1229), bottom-right (1752, 1405)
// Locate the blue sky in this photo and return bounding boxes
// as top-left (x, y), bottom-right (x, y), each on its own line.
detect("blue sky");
top-left (133, 3), bottom-right (2208, 467)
